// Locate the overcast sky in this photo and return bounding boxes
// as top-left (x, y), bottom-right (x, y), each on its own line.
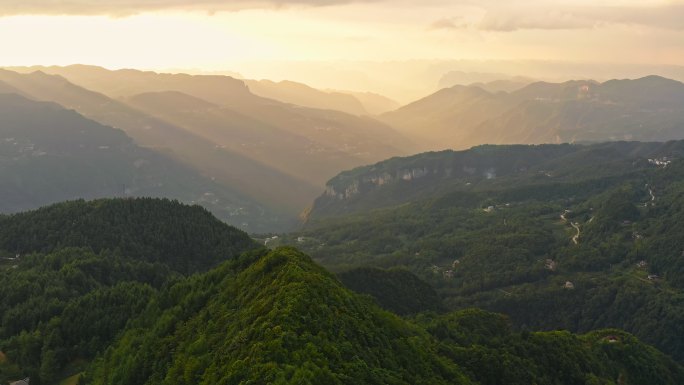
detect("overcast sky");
top-left (1, 0), bottom-right (683, 98)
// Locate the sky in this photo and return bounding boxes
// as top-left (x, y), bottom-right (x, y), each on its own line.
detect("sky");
top-left (1, 0), bottom-right (684, 99)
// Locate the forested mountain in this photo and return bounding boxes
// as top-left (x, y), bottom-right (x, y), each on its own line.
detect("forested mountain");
top-left (307, 141), bottom-right (682, 219)
top-left (291, 140), bottom-right (684, 361)
top-left (86, 247), bottom-right (472, 385)
top-left (337, 267), bottom-right (445, 315)
top-left (1, 200), bottom-right (683, 384)
top-left (0, 198), bottom-right (259, 385)
top-left (0, 93), bottom-right (286, 230)
top-left (381, 76), bottom-right (684, 150)
top-left (83, 248), bottom-right (684, 385)
top-left (0, 198), bottom-right (257, 273)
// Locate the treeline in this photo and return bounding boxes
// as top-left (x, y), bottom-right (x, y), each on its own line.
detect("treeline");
top-left (0, 198), bottom-right (257, 274)
top-left (0, 198), bottom-right (259, 385)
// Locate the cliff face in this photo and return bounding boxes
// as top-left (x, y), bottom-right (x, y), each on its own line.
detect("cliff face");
top-left (315, 144), bottom-right (557, 205)
top-left (303, 147), bottom-right (522, 220)
top-left (304, 141), bottom-right (684, 221)
top-left (322, 167), bottom-right (435, 200)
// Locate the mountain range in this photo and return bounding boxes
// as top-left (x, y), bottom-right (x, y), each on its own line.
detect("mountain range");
top-left (0, 92), bottom-right (293, 230)
top-left (381, 76), bottom-right (684, 151)
top-left (5, 65), bottom-right (684, 232)
top-left (0, 65), bottom-right (414, 229)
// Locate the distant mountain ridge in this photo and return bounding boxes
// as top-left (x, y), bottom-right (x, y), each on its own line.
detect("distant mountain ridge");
top-left (244, 79), bottom-right (369, 115)
top-left (2, 66), bottom-right (414, 222)
top-left (0, 92), bottom-right (285, 231)
top-left (0, 69), bottom-right (315, 222)
top-left (382, 75), bottom-right (684, 151)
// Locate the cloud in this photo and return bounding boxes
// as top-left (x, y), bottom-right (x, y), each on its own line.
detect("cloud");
top-left (478, 9), bottom-right (597, 31)
top-left (477, 4), bottom-right (684, 32)
top-left (429, 17), bottom-right (468, 31)
top-left (0, 0), bottom-right (376, 16)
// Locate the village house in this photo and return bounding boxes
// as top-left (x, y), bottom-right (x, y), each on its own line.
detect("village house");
top-left (545, 259), bottom-right (558, 271)
top-left (604, 335), bottom-right (620, 343)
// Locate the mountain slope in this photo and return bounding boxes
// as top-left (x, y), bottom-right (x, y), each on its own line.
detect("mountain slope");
top-left (245, 79), bottom-right (368, 115)
top-left (1, 205), bottom-right (682, 385)
top-left (381, 76), bottom-right (684, 150)
top-left (8, 65), bottom-right (414, 174)
top-left (0, 198), bottom-right (257, 273)
top-left (0, 69), bottom-right (318, 225)
top-left (7, 64), bottom-right (255, 104)
top-left (88, 247), bottom-right (684, 385)
top-left (335, 90), bottom-right (401, 115)
top-left (2, 66), bottom-right (414, 213)
top-left (307, 141), bottom-right (684, 219)
top-left (338, 267), bottom-right (445, 315)
top-left (124, 90), bottom-right (380, 186)
top-left (0, 198), bottom-right (259, 384)
top-left (292, 141), bottom-right (684, 361)
top-left (380, 85), bottom-right (513, 150)
top-left (89, 247), bottom-right (471, 385)
top-left (0, 93), bottom-right (286, 230)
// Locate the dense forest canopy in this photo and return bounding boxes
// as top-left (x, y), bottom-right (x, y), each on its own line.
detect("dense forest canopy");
top-left (1, 198), bottom-right (683, 385)
top-left (0, 198), bottom-right (259, 384)
top-left (286, 141), bottom-right (684, 362)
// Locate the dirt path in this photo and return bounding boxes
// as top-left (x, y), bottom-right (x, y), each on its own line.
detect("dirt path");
top-left (560, 210), bottom-right (571, 222)
top-left (571, 222), bottom-right (581, 245)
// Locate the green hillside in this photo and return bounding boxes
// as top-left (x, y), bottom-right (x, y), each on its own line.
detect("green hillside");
top-left (1, 201), bottom-right (682, 385)
top-left (87, 248), bottom-right (684, 385)
top-left (0, 198), bottom-right (259, 385)
top-left (337, 267), bottom-right (445, 315)
top-left (0, 198), bottom-right (257, 273)
top-left (291, 141), bottom-right (684, 361)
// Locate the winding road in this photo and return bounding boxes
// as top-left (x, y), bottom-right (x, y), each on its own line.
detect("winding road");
top-left (571, 222), bottom-right (581, 245)
top-left (560, 210), bottom-right (592, 245)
